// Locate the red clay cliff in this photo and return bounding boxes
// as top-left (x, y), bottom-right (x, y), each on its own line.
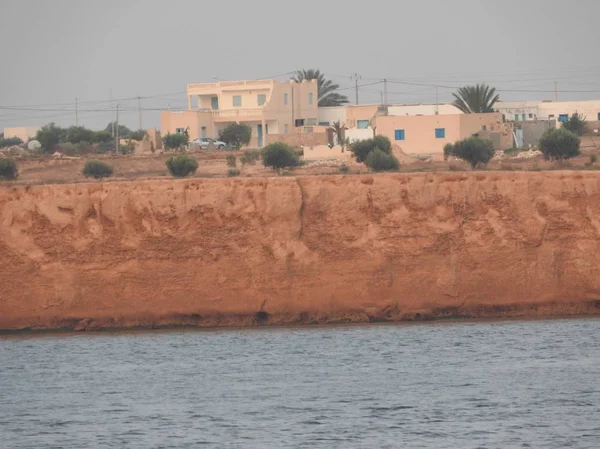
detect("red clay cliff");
top-left (1, 172), bottom-right (600, 331)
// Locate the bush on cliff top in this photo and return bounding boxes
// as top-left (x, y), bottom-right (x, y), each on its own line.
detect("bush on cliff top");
top-left (350, 135), bottom-right (392, 163)
top-left (261, 142), bottom-right (300, 172)
top-left (0, 158), bottom-right (18, 180)
top-left (539, 128), bottom-right (581, 161)
top-left (444, 137), bottom-right (495, 168)
top-left (83, 159), bottom-right (113, 179)
top-left (166, 155), bottom-right (198, 177)
top-left (364, 148), bottom-right (400, 172)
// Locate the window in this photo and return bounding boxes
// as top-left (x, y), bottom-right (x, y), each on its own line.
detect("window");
top-left (482, 125), bottom-right (487, 131)
top-left (319, 121), bottom-right (330, 126)
top-left (201, 126), bottom-right (207, 138)
top-left (233, 95), bottom-right (242, 107)
top-left (522, 114), bottom-right (527, 121)
top-left (394, 129), bottom-right (405, 141)
top-left (357, 120), bottom-right (369, 129)
top-left (175, 128), bottom-right (185, 134)
top-left (284, 124), bottom-right (289, 134)
top-left (597, 112), bottom-right (600, 121)
top-left (284, 93), bottom-right (288, 106)
top-left (514, 114), bottom-right (519, 121)
top-left (257, 94), bottom-right (266, 106)
top-left (308, 92), bottom-right (314, 105)
top-left (549, 114), bottom-right (555, 119)
top-left (558, 114), bottom-right (569, 123)
top-left (529, 113), bottom-right (533, 119)
top-left (295, 119), bottom-right (305, 127)
top-left (304, 126), bottom-right (314, 133)
top-left (435, 128), bottom-right (446, 139)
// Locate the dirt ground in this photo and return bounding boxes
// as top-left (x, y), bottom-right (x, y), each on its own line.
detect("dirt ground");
top-left (4, 138), bottom-right (600, 186)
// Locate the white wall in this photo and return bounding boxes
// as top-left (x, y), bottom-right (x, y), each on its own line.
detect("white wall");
top-left (346, 128), bottom-right (373, 142)
top-left (318, 107), bottom-right (346, 126)
top-left (388, 104), bottom-right (462, 116)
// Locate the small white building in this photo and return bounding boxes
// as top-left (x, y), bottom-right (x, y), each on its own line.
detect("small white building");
top-left (496, 100), bottom-right (600, 127)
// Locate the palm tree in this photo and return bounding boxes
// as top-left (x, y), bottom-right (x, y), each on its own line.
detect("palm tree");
top-left (452, 84), bottom-right (500, 114)
top-left (330, 120), bottom-right (347, 150)
top-left (293, 69), bottom-right (349, 107)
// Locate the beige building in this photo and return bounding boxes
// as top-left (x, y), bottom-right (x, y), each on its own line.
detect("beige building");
top-left (161, 79), bottom-right (319, 147)
top-left (3, 126), bottom-right (40, 142)
top-left (496, 99), bottom-right (600, 127)
top-left (374, 112), bottom-right (509, 156)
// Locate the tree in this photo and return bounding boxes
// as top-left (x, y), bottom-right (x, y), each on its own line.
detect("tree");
top-left (0, 158), bottom-right (18, 180)
top-left (83, 160), bottom-right (113, 179)
top-left (539, 128), bottom-right (580, 161)
top-left (261, 142), bottom-right (300, 172)
top-left (219, 123), bottom-right (252, 149)
top-left (66, 126), bottom-right (95, 144)
top-left (293, 69), bottom-right (349, 107)
top-left (35, 123), bottom-right (66, 152)
top-left (92, 131), bottom-right (113, 144)
top-left (331, 121), bottom-right (347, 149)
top-left (350, 136), bottom-right (392, 163)
top-left (163, 133), bottom-right (189, 150)
top-left (129, 129), bottom-right (148, 141)
top-left (452, 84), bottom-right (500, 113)
top-left (365, 148), bottom-right (400, 172)
top-left (562, 113), bottom-right (587, 136)
top-left (105, 122), bottom-right (133, 138)
top-left (0, 136), bottom-right (23, 148)
top-left (443, 137), bottom-right (495, 168)
top-left (166, 155), bottom-right (198, 177)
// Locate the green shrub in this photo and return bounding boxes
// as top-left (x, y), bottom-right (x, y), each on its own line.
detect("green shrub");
top-left (0, 137), bottom-right (23, 148)
top-left (590, 154), bottom-right (598, 165)
top-left (364, 148), bottom-right (400, 172)
top-left (0, 158), bottom-right (18, 180)
top-left (162, 133), bottom-right (189, 150)
top-left (261, 142), bottom-right (300, 171)
top-left (561, 113), bottom-right (587, 136)
top-left (444, 137), bottom-right (495, 168)
top-left (240, 149), bottom-right (261, 165)
top-left (227, 168), bottom-right (241, 177)
top-left (59, 142), bottom-right (88, 156)
top-left (219, 123), bottom-right (252, 149)
top-left (83, 160), bottom-right (113, 179)
top-left (350, 136), bottom-right (392, 163)
top-left (339, 164), bottom-right (349, 173)
top-left (166, 155), bottom-right (198, 177)
top-left (226, 154), bottom-right (237, 167)
top-left (372, 135), bottom-right (392, 153)
top-left (539, 128), bottom-right (580, 161)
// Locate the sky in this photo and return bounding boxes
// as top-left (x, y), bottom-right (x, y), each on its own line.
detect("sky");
top-left (1, 0), bottom-right (600, 132)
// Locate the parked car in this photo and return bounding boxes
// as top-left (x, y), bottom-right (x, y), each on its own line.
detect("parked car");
top-left (190, 137), bottom-right (227, 150)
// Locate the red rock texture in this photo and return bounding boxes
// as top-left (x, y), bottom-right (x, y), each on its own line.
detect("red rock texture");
top-left (1, 172), bottom-right (600, 332)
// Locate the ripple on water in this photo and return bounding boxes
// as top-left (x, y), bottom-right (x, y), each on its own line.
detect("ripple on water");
top-left (1, 319), bottom-right (600, 448)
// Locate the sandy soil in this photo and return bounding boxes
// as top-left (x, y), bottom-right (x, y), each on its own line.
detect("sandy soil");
top-left (2, 171), bottom-right (600, 332)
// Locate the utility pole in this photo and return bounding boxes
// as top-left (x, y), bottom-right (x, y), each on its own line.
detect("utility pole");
top-left (115, 104), bottom-right (119, 153)
top-left (75, 97), bottom-right (79, 126)
top-left (554, 81), bottom-right (558, 101)
top-left (380, 92), bottom-right (384, 105)
top-left (383, 78), bottom-right (388, 107)
top-left (351, 73), bottom-right (361, 105)
top-left (137, 96), bottom-right (142, 130)
top-left (109, 89), bottom-right (115, 137)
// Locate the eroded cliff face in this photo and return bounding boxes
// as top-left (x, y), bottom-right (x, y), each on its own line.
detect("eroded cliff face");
top-left (2, 172), bottom-right (600, 331)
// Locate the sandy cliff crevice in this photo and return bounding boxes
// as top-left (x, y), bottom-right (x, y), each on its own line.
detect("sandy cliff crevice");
top-left (2, 172), bottom-right (600, 331)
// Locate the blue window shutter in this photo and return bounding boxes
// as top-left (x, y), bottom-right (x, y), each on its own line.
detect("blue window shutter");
top-left (435, 128), bottom-right (445, 138)
top-left (558, 114), bottom-right (569, 123)
top-left (395, 129), bottom-right (405, 141)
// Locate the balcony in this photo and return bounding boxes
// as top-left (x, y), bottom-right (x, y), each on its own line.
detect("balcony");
top-left (198, 108), bottom-right (264, 122)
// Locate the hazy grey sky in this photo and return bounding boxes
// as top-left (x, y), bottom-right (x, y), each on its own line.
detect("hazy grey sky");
top-left (2, 0), bottom-right (600, 131)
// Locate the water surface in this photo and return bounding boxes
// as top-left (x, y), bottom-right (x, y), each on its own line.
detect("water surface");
top-left (1, 319), bottom-right (599, 448)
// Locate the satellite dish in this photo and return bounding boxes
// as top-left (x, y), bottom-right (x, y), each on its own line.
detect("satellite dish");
top-left (28, 140), bottom-right (41, 151)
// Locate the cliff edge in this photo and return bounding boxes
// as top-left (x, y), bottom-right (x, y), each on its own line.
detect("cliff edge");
top-left (2, 172), bottom-right (600, 331)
